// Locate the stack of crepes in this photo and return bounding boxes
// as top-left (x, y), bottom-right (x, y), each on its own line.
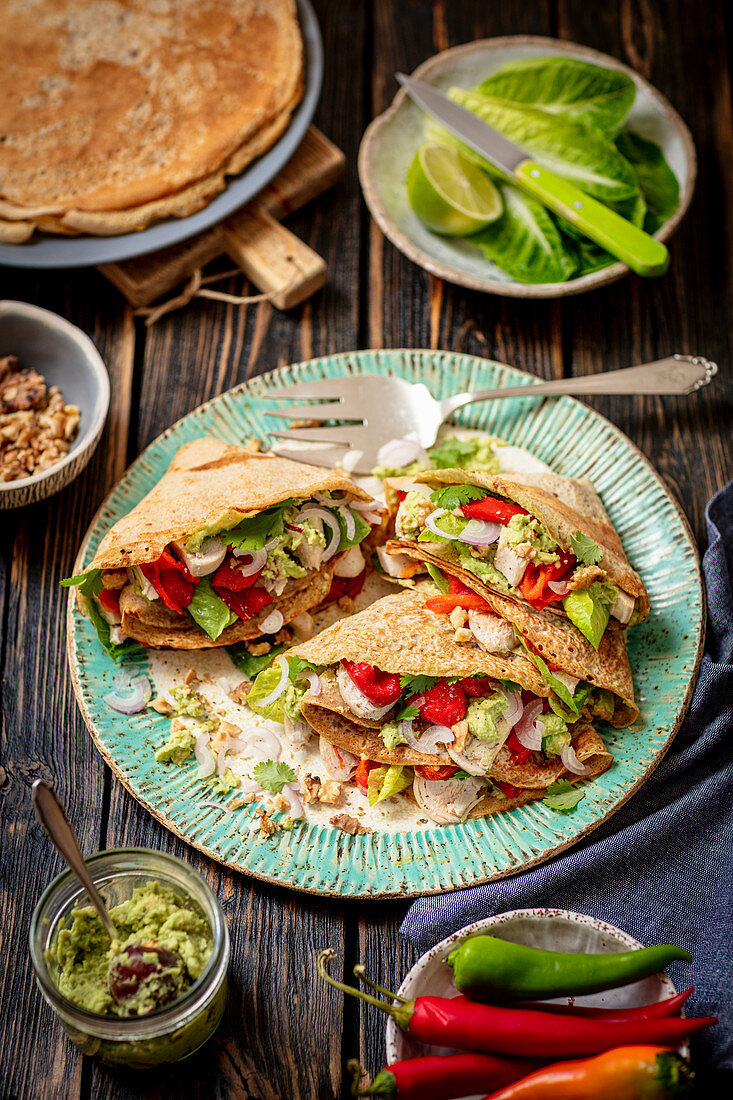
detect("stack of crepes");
top-left (0, 0), bottom-right (303, 241)
top-left (246, 468), bottom-right (645, 823)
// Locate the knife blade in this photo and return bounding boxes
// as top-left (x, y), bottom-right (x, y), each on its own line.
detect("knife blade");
top-left (396, 73), bottom-right (669, 278)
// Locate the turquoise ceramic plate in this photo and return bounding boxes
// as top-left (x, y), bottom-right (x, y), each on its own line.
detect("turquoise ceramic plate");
top-left (359, 36), bottom-right (696, 298)
top-left (67, 350), bottom-right (703, 898)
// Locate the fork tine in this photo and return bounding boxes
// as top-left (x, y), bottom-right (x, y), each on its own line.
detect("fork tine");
top-left (269, 444), bottom-right (347, 468)
top-left (269, 425), bottom-right (363, 445)
top-left (263, 377), bottom-right (349, 400)
top-left (264, 401), bottom-right (354, 421)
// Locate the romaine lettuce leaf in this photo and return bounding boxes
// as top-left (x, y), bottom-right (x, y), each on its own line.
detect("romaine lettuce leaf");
top-left (186, 578), bottom-right (237, 640)
top-left (63, 569), bottom-right (144, 662)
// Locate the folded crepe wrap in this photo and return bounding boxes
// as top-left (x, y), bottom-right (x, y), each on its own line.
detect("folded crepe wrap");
top-left (290, 590), bottom-right (613, 804)
top-left (389, 469), bottom-right (649, 622)
top-left (85, 437), bottom-right (371, 648)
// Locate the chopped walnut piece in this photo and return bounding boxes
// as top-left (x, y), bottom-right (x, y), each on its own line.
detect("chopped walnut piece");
top-left (337, 596), bottom-right (355, 613)
top-left (243, 437), bottom-right (261, 453)
top-left (318, 779), bottom-right (341, 805)
top-left (566, 564), bottom-right (604, 591)
top-left (229, 681), bottom-right (252, 706)
top-left (247, 641), bottom-right (271, 657)
top-left (150, 696), bottom-right (172, 715)
top-left (228, 798), bottom-right (244, 811)
top-left (242, 793), bottom-right (256, 804)
top-left (217, 719), bottom-right (241, 737)
top-left (101, 568), bottom-right (127, 590)
top-left (170, 718), bottom-right (187, 733)
top-left (449, 606), bottom-right (468, 630)
top-left (453, 627), bottom-right (473, 644)
top-left (272, 793), bottom-right (290, 813)
top-left (330, 814), bottom-right (371, 836)
top-left (184, 668), bottom-right (199, 685)
top-left (0, 356), bottom-right (80, 482)
top-left (301, 774), bottom-right (321, 804)
top-left (258, 810), bottom-right (277, 836)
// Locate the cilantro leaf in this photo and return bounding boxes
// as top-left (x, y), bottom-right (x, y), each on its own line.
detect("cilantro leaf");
top-left (429, 484), bottom-right (486, 509)
top-left (396, 703), bottom-right (420, 720)
top-left (493, 677), bottom-right (523, 694)
top-left (542, 779), bottom-right (586, 813)
top-left (570, 530), bottom-right (603, 566)
top-left (226, 499), bottom-right (297, 552)
top-left (226, 643), bottom-right (286, 679)
top-left (399, 673), bottom-right (440, 695)
top-left (252, 759), bottom-right (297, 794)
top-left (287, 656), bottom-right (318, 682)
top-left (429, 437), bottom-right (479, 468)
top-left (426, 562), bottom-right (449, 593)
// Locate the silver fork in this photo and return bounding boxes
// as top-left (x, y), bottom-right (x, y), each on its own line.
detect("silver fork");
top-left (265, 354), bottom-right (716, 473)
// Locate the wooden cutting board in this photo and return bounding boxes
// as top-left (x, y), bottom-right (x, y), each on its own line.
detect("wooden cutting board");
top-left (98, 127), bottom-right (345, 312)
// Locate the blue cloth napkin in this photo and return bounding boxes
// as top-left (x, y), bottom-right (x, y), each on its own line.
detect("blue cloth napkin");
top-left (401, 480), bottom-right (733, 1070)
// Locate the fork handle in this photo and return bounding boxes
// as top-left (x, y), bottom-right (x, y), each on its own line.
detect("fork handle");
top-left (439, 355), bottom-right (717, 417)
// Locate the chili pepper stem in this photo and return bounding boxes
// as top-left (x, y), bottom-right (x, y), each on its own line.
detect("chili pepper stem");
top-left (353, 963), bottom-right (408, 1003)
top-left (317, 950), bottom-right (414, 1031)
top-left (346, 1058), bottom-right (370, 1098)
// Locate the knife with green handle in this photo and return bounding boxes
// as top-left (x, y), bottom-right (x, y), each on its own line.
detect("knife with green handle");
top-left (396, 73), bottom-right (669, 278)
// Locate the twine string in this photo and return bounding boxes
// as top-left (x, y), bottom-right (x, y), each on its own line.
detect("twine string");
top-left (133, 261), bottom-right (302, 326)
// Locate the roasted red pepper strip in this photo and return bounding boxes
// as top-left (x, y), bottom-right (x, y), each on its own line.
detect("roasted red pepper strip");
top-left (414, 764), bottom-right (459, 780)
top-left (317, 951), bottom-right (717, 1057)
top-left (495, 780), bottom-right (523, 798)
top-left (140, 550), bottom-right (197, 613)
top-left (343, 660), bottom-right (402, 705)
top-left (461, 497), bottom-right (528, 524)
top-left (211, 556), bottom-right (263, 591)
top-left (425, 593), bottom-right (492, 613)
top-left (354, 759), bottom-right (376, 791)
top-left (326, 566), bottom-right (367, 604)
top-left (357, 1052), bottom-right (542, 1099)
top-left (98, 587), bottom-right (121, 615)
top-left (506, 731), bottom-right (534, 765)
top-left (518, 553), bottom-right (576, 610)
top-left (215, 585), bottom-right (272, 621)
top-left (477, 1046), bottom-right (695, 1100)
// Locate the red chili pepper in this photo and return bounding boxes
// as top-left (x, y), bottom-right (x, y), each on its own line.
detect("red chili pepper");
top-left (495, 780), bottom-right (523, 798)
top-left (353, 1052), bottom-right (542, 1099)
top-left (98, 587), bottom-right (121, 615)
top-left (414, 764), bottom-right (459, 780)
top-left (506, 731), bottom-right (534, 765)
top-left (355, 759), bottom-right (375, 791)
top-left (415, 680), bottom-right (466, 725)
top-left (317, 952), bottom-right (716, 1059)
top-left (215, 585), bottom-right (272, 621)
top-left (326, 567), bottom-right (367, 603)
top-left (343, 660), bottom-right (402, 706)
top-left (461, 497), bottom-right (528, 524)
top-left (211, 555), bottom-right (263, 591)
top-left (514, 986), bottom-right (693, 1021)
top-left (140, 550), bottom-right (197, 613)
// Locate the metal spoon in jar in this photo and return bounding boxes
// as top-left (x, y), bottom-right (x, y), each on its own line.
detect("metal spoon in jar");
top-left (32, 779), bottom-right (185, 1012)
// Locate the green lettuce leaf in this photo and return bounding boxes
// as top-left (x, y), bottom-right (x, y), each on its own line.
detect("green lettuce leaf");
top-left (615, 130), bottom-right (680, 233)
top-left (476, 58), bottom-right (636, 137)
top-left (472, 183), bottom-right (577, 285)
top-left (186, 578), bottom-right (238, 640)
top-left (563, 582), bottom-right (616, 649)
top-left (65, 569), bottom-right (144, 662)
top-left (426, 563), bottom-right (449, 593)
top-left (515, 632), bottom-right (592, 721)
top-left (428, 436), bottom-right (482, 467)
top-left (226, 643), bottom-right (286, 679)
top-left (367, 764), bottom-right (412, 806)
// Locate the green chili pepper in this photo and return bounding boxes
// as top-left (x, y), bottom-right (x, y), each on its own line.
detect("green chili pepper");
top-left (446, 935), bottom-right (692, 1002)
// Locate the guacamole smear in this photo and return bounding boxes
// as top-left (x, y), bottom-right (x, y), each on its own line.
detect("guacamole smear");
top-left (49, 882), bottom-right (213, 1018)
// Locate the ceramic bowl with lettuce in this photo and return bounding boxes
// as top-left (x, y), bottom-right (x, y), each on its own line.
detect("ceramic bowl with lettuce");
top-left (359, 36), bottom-right (695, 297)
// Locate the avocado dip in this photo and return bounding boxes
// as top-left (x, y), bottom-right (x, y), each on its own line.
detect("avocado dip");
top-left (49, 881), bottom-right (213, 1017)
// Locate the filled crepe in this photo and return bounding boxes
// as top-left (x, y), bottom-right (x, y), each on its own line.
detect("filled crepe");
top-left (66, 438), bottom-right (384, 656)
top-left (385, 469), bottom-right (648, 649)
top-left (244, 590), bottom-right (613, 825)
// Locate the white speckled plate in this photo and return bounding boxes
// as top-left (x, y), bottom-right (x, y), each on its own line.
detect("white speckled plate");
top-left (387, 908), bottom-right (685, 1091)
top-left (67, 349), bottom-right (704, 897)
top-left (359, 36), bottom-right (696, 298)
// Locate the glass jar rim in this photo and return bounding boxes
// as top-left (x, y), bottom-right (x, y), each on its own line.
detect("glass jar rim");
top-left (30, 848), bottom-right (229, 1039)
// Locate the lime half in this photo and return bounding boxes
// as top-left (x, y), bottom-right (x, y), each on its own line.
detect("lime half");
top-left (407, 142), bottom-right (503, 236)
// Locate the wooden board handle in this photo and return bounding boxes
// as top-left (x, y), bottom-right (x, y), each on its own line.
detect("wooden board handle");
top-left (223, 209), bottom-right (326, 310)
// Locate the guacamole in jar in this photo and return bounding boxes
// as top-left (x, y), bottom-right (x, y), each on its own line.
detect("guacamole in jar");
top-left (49, 881), bottom-right (212, 1017)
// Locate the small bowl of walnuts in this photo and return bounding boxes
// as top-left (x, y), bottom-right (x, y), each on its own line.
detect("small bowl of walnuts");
top-left (0, 301), bottom-right (110, 508)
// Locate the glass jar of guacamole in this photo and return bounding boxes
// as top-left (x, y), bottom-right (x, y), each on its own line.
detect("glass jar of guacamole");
top-left (30, 849), bottom-right (229, 1068)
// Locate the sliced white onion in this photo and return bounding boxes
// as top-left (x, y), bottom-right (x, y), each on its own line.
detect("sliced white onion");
top-left (284, 713), bottom-right (313, 749)
top-left (231, 545), bottom-right (268, 572)
top-left (282, 783), bottom-right (305, 820)
top-left (198, 800), bottom-right (233, 815)
top-left (446, 746), bottom-right (488, 775)
top-left (400, 720), bottom-right (454, 756)
top-left (336, 664), bottom-right (394, 721)
top-left (238, 727), bottom-right (282, 762)
top-left (458, 519), bottom-right (501, 546)
top-left (351, 499), bottom-right (387, 515)
top-left (424, 508), bottom-right (458, 540)
top-left (294, 506), bottom-right (342, 561)
top-left (256, 655), bottom-right (290, 706)
top-left (238, 778), bottom-right (262, 795)
top-left (319, 735), bottom-right (358, 781)
top-left (562, 744), bottom-right (592, 775)
top-left (513, 699), bottom-right (544, 751)
top-left (502, 691), bottom-right (524, 731)
top-left (103, 672), bottom-right (152, 714)
top-left (194, 731), bottom-right (216, 779)
top-left (376, 437), bottom-right (429, 469)
top-left (302, 672), bottom-right (322, 696)
top-left (412, 776), bottom-right (485, 825)
top-left (216, 736), bottom-right (250, 774)
top-left (258, 608), bottom-right (284, 635)
top-left (336, 504), bottom-right (356, 542)
top-left (548, 579), bottom-right (571, 596)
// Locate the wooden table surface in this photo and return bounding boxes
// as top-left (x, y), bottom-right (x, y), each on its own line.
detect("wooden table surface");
top-left (2, 2), bottom-right (732, 1097)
